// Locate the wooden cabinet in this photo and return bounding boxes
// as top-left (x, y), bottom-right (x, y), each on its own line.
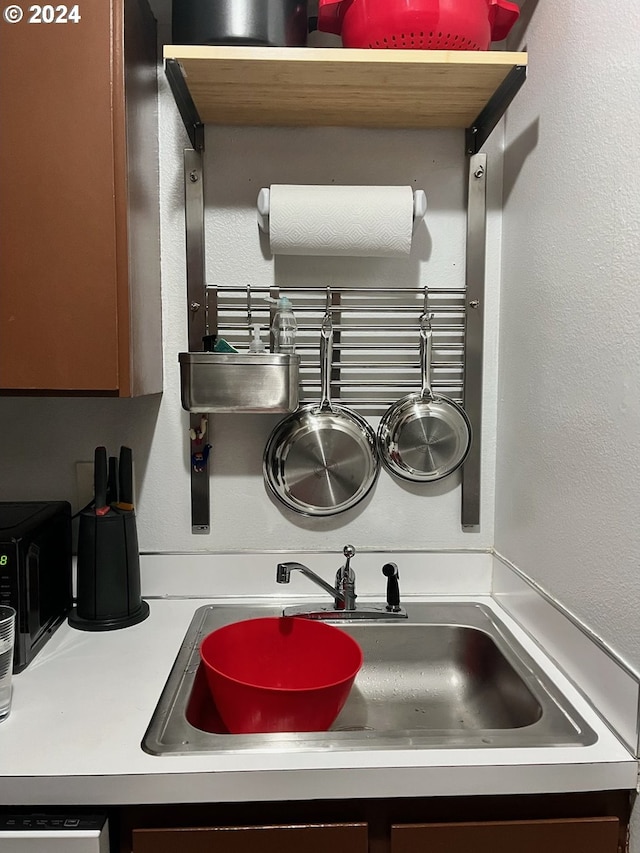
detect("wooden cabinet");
top-left (120, 794), bottom-right (629, 853)
top-left (129, 817), bottom-right (621, 853)
top-left (132, 822), bottom-right (368, 853)
top-left (0, 0), bottom-right (162, 396)
top-left (391, 817), bottom-right (621, 853)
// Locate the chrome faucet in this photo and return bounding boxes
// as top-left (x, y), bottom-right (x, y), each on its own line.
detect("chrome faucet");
top-left (276, 545), bottom-right (407, 620)
top-left (276, 545), bottom-right (357, 611)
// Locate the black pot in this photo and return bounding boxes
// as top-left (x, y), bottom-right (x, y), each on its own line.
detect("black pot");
top-left (172, 0), bottom-right (310, 47)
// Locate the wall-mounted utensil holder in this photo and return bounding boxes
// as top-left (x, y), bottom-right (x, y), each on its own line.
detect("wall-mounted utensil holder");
top-left (209, 285), bottom-right (465, 412)
top-left (179, 154), bottom-right (486, 530)
top-left (179, 352), bottom-right (300, 413)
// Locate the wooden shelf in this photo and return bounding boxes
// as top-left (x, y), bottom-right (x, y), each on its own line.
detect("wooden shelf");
top-left (163, 46), bottom-right (528, 130)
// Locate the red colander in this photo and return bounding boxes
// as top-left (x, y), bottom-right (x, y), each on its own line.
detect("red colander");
top-left (200, 616), bottom-right (363, 734)
top-left (318, 0), bottom-right (520, 51)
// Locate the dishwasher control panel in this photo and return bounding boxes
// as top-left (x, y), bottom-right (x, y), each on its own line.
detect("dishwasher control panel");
top-left (0, 814), bottom-right (108, 852)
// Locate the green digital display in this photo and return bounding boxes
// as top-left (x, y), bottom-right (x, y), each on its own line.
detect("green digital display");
top-left (0, 555), bottom-right (7, 567)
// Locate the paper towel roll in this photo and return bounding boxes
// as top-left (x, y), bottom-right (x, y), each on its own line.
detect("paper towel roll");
top-left (268, 185), bottom-right (415, 258)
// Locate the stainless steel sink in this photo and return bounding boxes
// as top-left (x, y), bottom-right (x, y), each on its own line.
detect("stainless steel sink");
top-left (142, 602), bottom-right (597, 755)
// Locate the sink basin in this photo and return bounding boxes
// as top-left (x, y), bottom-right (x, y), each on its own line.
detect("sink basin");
top-left (142, 602), bottom-right (597, 755)
top-left (333, 623), bottom-right (542, 732)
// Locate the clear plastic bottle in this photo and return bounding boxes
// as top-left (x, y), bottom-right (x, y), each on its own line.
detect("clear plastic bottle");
top-left (248, 324), bottom-right (267, 354)
top-left (272, 297), bottom-right (297, 354)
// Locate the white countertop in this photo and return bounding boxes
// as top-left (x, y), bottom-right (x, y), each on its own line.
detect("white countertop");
top-left (0, 591), bottom-right (636, 806)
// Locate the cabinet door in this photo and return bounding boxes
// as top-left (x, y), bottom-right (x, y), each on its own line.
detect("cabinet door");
top-left (132, 822), bottom-right (368, 853)
top-left (0, 3), bottom-right (119, 391)
top-left (0, 0), bottom-right (160, 395)
top-left (390, 817), bottom-right (620, 853)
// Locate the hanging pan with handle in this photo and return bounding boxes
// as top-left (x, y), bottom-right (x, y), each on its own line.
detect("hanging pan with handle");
top-left (377, 312), bottom-right (472, 482)
top-left (263, 312), bottom-right (380, 516)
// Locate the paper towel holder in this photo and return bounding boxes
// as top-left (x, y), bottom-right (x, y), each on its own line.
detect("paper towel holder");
top-left (256, 187), bottom-right (427, 234)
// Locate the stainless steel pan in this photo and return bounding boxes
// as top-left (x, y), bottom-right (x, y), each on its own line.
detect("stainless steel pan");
top-left (263, 313), bottom-right (379, 516)
top-left (377, 313), bottom-right (471, 482)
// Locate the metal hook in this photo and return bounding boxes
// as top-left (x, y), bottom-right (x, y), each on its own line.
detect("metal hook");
top-left (321, 309), bottom-right (333, 337)
top-left (419, 311), bottom-right (434, 333)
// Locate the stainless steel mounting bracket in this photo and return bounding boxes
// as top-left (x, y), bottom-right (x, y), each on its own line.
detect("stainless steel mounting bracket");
top-left (184, 148), bottom-right (210, 534)
top-left (461, 152), bottom-right (487, 528)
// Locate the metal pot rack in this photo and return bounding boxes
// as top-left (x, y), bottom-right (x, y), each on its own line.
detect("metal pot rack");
top-left (170, 54), bottom-right (527, 534)
top-left (212, 284), bottom-right (465, 409)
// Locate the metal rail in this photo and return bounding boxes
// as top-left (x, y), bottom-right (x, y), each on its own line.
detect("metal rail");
top-left (461, 153), bottom-right (487, 528)
top-left (211, 284), bottom-right (466, 409)
top-left (184, 149), bottom-right (210, 534)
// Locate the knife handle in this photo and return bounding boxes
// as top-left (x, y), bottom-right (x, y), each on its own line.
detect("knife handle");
top-left (94, 446), bottom-right (109, 515)
top-left (107, 456), bottom-right (118, 506)
top-left (118, 446), bottom-right (134, 511)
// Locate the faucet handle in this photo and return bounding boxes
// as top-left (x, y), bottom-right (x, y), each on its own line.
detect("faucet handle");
top-left (334, 545), bottom-right (357, 611)
top-left (340, 544), bottom-right (356, 580)
top-left (382, 562), bottom-right (401, 612)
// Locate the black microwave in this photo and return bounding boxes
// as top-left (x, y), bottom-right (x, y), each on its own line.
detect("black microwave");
top-left (0, 502), bottom-right (72, 673)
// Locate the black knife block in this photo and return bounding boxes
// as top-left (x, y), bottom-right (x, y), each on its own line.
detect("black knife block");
top-left (69, 508), bottom-right (149, 631)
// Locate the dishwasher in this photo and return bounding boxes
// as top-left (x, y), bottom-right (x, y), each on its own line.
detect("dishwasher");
top-left (0, 815), bottom-right (109, 851)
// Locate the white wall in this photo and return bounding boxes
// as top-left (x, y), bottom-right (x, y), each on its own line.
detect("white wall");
top-left (496, 0), bottom-right (640, 840)
top-left (0, 0), bottom-right (503, 554)
top-left (497, 0), bottom-right (640, 666)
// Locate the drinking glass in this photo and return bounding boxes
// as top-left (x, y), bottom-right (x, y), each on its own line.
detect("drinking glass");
top-left (0, 605), bottom-right (16, 721)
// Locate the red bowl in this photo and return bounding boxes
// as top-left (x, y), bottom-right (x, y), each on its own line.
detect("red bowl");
top-left (200, 616), bottom-right (363, 734)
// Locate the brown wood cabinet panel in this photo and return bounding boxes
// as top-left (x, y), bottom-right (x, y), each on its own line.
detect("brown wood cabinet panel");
top-left (391, 816), bottom-right (620, 853)
top-left (0, 0), bottom-right (161, 395)
top-left (132, 822), bottom-right (368, 853)
top-left (119, 794), bottom-right (632, 853)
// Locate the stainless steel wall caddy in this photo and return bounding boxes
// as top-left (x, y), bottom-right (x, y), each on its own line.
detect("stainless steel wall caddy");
top-left (164, 50), bottom-right (527, 533)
